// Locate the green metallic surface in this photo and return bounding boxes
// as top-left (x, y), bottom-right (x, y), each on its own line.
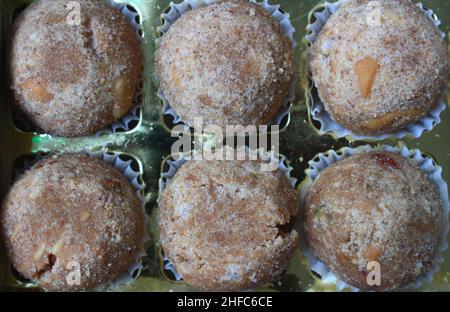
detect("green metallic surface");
top-left (0, 0), bottom-right (449, 292)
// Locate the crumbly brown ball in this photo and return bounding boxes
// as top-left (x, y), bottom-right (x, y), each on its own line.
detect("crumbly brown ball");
top-left (156, 0), bottom-right (295, 128)
top-left (159, 160), bottom-right (299, 291)
top-left (310, 0), bottom-right (449, 135)
top-left (1, 154), bottom-right (144, 291)
top-left (9, 0), bottom-right (142, 137)
top-left (303, 151), bottom-right (444, 291)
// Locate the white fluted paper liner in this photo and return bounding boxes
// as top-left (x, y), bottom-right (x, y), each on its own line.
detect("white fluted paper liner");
top-left (15, 151), bottom-right (149, 291)
top-left (96, 1), bottom-right (144, 136)
top-left (157, 148), bottom-right (297, 282)
top-left (157, 0), bottom-right (297, 128)
top-left (305, 0), bottom-right (447, 141)
top-left (299, 144), bottom-right (450, 291)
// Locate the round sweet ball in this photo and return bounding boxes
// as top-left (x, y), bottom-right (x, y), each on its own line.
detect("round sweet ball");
top-left (310, 0), bottom-right (449, 135)
top-left (303, 151), bottom-right (445, 290)
top-left (1, 154), bottom-right (144, 291)
top-left (159, 160), bottom-right (299, 291)
top-left (9, 0), bottom-right (142, 137)
top-left (156, 0), bottom-right (295, 128)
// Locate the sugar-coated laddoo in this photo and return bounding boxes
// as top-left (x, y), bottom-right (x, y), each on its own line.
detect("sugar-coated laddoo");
top-left (156, 0), bottom-right (295, 128)
top-left (310, 0), bottom-right (449, 135)
top-left (159, 160), bottom-right (299, 291)
top-left (303, 151), bottom-right (445, 290)
top-left (9, 0), bottom-right (142, 137)
top-left (1, 154), bottom-right (144, 291)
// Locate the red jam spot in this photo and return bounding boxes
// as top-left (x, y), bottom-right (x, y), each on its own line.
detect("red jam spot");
top-left (104, 178), bottom-right (118, 189)
top-left (373, 153), bottom-right (400, 169)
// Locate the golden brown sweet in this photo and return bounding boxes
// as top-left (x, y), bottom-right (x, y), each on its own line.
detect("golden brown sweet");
top-left (9, 0), bottom-right (142, 137)
top-left (159, 160), bottom-right (299, 291)
top-left (303, 151), bottom-right (444, 290)
top-left (1, 154), bottom-right (144, 291)
top-left (310, 0), bottom-right (449, 135)
top-left (156, 0), bottom-right (295, 128)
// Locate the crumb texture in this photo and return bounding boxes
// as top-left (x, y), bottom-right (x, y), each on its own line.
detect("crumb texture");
top-left (1, 154), bottom-right (144, 291)
top-left (159, 160), bottom-right (299, 291)
top-left (310, 0), bottom-right (449, 135)
top-left (156, 0), bottom-right (295, 128)
top-left (9, 0), bottom-right (142, 137)
top-left (304, 151), bottom-right (445, 290)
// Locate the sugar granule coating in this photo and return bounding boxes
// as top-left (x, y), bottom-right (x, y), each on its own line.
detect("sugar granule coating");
top-left (159, 160), bottom-right (299, 291)
top-left (303, 151), bottom-right (445, 291)
top-left (1, 154), bottom-right (144, 291)
top-left (310, 0), bottom-right (449, 135)
top-left (156, 0), bottom-right (295, 128)
top-left (8, 0), bottom-right (142, 137)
